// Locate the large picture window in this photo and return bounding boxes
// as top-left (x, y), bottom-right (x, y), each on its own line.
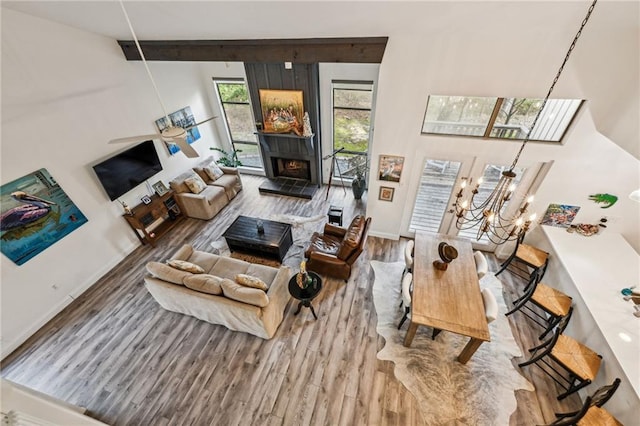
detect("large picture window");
top-left (213, 79), bottom-right (263, 170)
top-left (421, 95), bottom-right (582, 142)
top-left (332, 81), bottom-right (374, 181)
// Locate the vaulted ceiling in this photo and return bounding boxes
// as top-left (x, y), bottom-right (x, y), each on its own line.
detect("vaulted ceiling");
top-left (3, 1), bottom-right (638, 159)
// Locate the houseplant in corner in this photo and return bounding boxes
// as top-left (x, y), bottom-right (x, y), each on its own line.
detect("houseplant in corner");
top-left (210, 147), bottom-right (243, 167)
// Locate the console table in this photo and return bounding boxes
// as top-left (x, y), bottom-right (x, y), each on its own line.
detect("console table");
top-left (526, 225), bottom-right (639, 425)
top-left (122, 191), bottom-right (183, 247)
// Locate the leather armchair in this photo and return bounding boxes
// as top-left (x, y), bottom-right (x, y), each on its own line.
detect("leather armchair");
top-left (304, 215), bottom-right (371, 281)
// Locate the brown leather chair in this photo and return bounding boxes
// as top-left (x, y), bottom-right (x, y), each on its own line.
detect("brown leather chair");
top-left (304, 215), bottom-right (371, 281)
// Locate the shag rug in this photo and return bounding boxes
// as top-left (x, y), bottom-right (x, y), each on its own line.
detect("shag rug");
top-left (211, 214), bottom-right (326, 269)
top-left (370, 260), bottom-right (534, 426)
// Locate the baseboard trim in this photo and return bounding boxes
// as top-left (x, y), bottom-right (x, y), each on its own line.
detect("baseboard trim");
top-left (368, 230), bottom-right (400, 240)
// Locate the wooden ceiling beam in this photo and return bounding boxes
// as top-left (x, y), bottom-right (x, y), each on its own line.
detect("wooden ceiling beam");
top-left (117, 37), bottom-right (388, 63)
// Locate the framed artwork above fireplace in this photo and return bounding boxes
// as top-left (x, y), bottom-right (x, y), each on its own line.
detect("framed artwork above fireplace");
top-left (259, 89), bottom-right (304, 135)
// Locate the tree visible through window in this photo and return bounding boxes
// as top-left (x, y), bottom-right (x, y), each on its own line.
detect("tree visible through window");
top-left (422, 95), bottom-right (582, 142)
top-left (213, 80), bottom-right (263, 169)
top-left (332, 82), bottom-right (374, 181)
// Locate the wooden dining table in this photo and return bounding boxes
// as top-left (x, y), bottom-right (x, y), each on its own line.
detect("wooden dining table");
top-left (403, 232), bottom-right (490, 364)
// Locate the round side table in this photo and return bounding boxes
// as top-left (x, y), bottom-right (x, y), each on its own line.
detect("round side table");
top-left (288, 271), bottom-right (323, 320)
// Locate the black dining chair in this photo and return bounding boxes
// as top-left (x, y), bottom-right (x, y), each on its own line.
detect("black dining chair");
top-left (496, 230), bottom-right (549, 284)
top-left (519, 328), bottom-right (602, 400)
top-left (553, 377), bottom-right (621, 420)
top-left (506, 276), bottom-right (573, 340)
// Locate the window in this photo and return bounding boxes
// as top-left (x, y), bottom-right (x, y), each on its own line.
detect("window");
top-left (332, 82), bottom-right (374, 181)
top-left (213, 80), bottom-right (263, 170)
top-left (421, 95), bottom-right (582, 142)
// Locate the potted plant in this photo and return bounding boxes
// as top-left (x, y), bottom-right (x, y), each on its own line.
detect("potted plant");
top-left (349, 156), bottom-right (368, 200)
top-left (210, 147), bottom-right (243, 167)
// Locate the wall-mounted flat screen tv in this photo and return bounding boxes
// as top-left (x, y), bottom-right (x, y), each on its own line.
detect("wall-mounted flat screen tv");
top-left (92, 140), bottom-right (163, 201)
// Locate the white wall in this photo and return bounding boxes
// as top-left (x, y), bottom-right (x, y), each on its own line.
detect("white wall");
top-left (0, 9), bottom-right (229, 358)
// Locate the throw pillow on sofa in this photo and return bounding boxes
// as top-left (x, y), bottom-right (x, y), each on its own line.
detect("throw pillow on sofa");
top-left (146, 261), bottom-right (192, 285)
top-left (203, 163), bottom-right (224, 181)
top-left (221, 279), bottom-right (269, 307)
top-left (235, 274), bottom-right (268, 291)
top-left (167, 259), bottom-right (205, 274)
top-left (184, 175), bottom-right (207, 194)
top-left (183, 274), bottom-right (224, 295)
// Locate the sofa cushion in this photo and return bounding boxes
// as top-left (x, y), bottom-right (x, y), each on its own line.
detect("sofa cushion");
top-left (167, 259), bottom-right (205, 274)
top-left (146, 261), bottom-right (191, 285)
top-left (183, 274), bottom-right (224, 295)
top-left (221, 279), bottom-right (270, 307)
top-left (184, 175), bottom-right (207, 194)
top-left (209, 256), bottom-right (251, 280)
top-left (336, 215), bottom-right (365, 260)
top-left (236, 274), bottom-right (268, 291)
top-left (169, 170), bottom-right (200, 194)
top-left (187, 250), bottom-right (221, 273)
top-left (245, 263), bottom-right (279, 288)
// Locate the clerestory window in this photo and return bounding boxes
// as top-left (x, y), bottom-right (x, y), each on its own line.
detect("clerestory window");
top-left (421, 95), bottom-right (582, 142)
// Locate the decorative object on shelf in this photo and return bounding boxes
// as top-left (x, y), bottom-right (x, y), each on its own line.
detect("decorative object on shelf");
top-left (0, 168), bottom-right (88, 266)
top-left (433, 242), bottom-right (458, 271)
top-left (108, 1), bottom-right (216, 159)
top-left (567, 223), bottom-right (600, 236)
top-left (296, 260), bottom-right (313, 289)
top-left (302, 112), bottom-right (313, 137)
top-left (256, 220), bottom-right (264, 234)
top-left (629, 189), bottom-right (640, 202)
top-left (152, 180), bottom-right (169, 196)
top-left (378, 155), bottom-right (404, 182)
top-left (210, 147), bottom-right (243, 167)
top-left (141, 195), bottom-right (152, 205)
top-left (259, 89), bottom-right (304, 135)
top-left (379, 186), bottom-right (395, 202)
top-left (541, 204), bottom-right (580, 228)
top-left (119, 200), bottom-right (133, 215)
top-left (588, 193), bottom-right (618, 208)
top-left (452, 0), bottom-right (597, 245)
top-left (155, 106), bottom-right (201, 155)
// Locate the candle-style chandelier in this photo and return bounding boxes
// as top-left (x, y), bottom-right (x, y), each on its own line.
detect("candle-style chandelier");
top-left (454, 0), bottom-right (597, 245)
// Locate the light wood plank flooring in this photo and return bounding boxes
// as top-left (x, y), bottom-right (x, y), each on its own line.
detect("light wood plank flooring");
top-left (1, 175), bottom-right (580, 425)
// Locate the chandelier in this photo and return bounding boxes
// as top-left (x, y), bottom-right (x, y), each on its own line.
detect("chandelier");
top-left (454, 0), bottom-right (598, 245)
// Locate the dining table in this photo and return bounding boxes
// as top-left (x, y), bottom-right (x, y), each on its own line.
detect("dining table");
top-left (403, 232), bottom-right (490, 364)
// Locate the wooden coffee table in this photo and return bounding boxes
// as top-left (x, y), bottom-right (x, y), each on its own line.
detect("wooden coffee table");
top-left (222, 216), bottom-right (293, 262)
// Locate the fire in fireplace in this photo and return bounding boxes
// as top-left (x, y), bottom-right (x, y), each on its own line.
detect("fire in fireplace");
top-left (273, 158), bottom-right (311, 180)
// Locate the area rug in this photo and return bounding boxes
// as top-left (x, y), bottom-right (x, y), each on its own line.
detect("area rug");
top-left (211, 214), bottom-right (326, 269)
top-left (370, 260), bottom-right (534, 426)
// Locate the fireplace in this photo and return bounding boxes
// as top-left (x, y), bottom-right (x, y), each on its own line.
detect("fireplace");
top-left (273, 158), bottom-right (311, 180)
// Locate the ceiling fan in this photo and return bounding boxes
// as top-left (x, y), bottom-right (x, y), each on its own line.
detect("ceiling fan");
top-left (109, 0), bottom-right (215, 158)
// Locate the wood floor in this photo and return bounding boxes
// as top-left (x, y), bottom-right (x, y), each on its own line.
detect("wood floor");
top-left (1, 175), bottom-right (581, 425)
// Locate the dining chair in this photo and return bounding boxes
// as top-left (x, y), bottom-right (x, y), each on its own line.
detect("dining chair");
top-left (519, 328), bottom-right (602, 400)
top-left (495, 230), bottom-right (549, 284)
top-left (481, 288), bottom-right (498, 323)
top-left (554, 378), bottom-right (621, 421)
top-left (545, 396), bottom-right (592, 425)
top-left (474, 251), bottom-right (489, 280)
top-left (506, 276), bottom-right (573, 339)
top-left (397, 272), bottom-right (413, 329)
top-left (403, 239), bottom-right (414, 276)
